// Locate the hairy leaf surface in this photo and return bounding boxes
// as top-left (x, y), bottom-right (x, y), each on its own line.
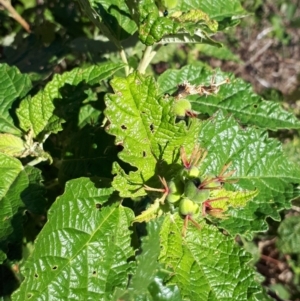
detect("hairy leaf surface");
top-left (158, 65), bottom-right (300, 130)
top-left (0, 64), bottom-right (32, 135)
top-left (159, 213), bottom-right (266, 301)
top-left (105, 72), bottom-right (201, 198)
top-left (12, 178), bottom-right (135, 301)
top-left (17, 63), bottom-right (124, 138)
top-left (198, 112), bottom-right (300, 238)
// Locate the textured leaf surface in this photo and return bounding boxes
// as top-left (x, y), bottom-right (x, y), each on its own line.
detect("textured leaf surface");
top-left (198, 112), bottom-right (300, 238)
top-left (159, 213), bottom-right (265, 301)
top-left (105, 72), bottom-right (201, 198)
top-left (158, 65), bottom-right (300, 130)
top-left (12, 178), bottom-right (135, 301)
top-left (277, 216), bottom-right (300, 254)
top-left (210, 189), bottom-right (259, 212)
top-left (114, 218), bottom-right (182, 301)
top-left (0, 64), bottom-right (32, 135)
top-left (78, 0), bottom-right (137, 41)
top-left (0, 154), bottom-right (28, 248)
top-left (17, 62), bottom-right (125, 137)
top-left (179, 0), bottom-right (246, 21)
top-left (138, 1), bottom-right (219, 46)
top-left (0, 134), bottom-right (25, 157)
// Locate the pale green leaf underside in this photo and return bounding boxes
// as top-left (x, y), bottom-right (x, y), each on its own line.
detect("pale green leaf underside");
top-left (159, 213), bottom-right (264, 301)
top-left (105, 72), bottom-right (201, 198)
top-left (198, 111), bottom-right (300, 238)
top-left (12, 178), bottom-right (135, 301)
top-left (180, 0), bottom-right (246, 21)
top-left (157, 65), bottom-right (300, 130)
top-left (17, 62), bottom-right (125, 137)
top-left (0, 64), bottom-right (32, 135)
top-left (0, 134), bottom-right (25, 157)
top-left (0, 153), bottom-right (28, 243)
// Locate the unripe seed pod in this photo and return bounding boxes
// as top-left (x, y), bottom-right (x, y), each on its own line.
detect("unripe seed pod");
top-left (172, 99), bottom-right (191, 117)
top-left (193, 189), bottom-right (210, 204)
top-left (160, 0), bottom-right (179, 9)
top-left (168, 178), bottom-right (184, 195)
top-left (188, 166), bottom-right (200, 178)
top-left (179, 198), bottom-right (200, 216)
top-left (201, 174), bottom-right (221, 188)
top-left (166, 193), bottom-right (181, 203)
top-left (184, 180), bottom-right (198, 200)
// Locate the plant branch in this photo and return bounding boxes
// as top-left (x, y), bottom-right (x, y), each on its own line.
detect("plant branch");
top-left (0, 0), bottom-right (31, 32)
top-left (119, 48), bottom-right (129, 76)
top-left (138, 45), bottom-right (153, 73)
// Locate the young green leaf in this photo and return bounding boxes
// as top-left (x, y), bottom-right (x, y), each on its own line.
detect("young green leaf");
top-left (158, 65), bottom-right (300, 130)
top-left (0, 134), bottom-right (25, 157)
top-left (198, 111), bottom-right (300, 238)
top-left (105, 72), bottom-right (201, 198)
top-left (0, 64), bottom-right (32, 135)
top-left (159, 213), bottom-right (268, 301)
top-left (17, 62), bottom-right (125, 138)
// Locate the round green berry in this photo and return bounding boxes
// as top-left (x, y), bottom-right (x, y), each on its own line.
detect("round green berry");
top-left (193, 189), bottom-right (210, 204)
top-left (166, 193), bottom-right (181, 203)
top-left (172, 99), bottom-right (191, 117)
top-left (179, 198), bottom-right (200, 216)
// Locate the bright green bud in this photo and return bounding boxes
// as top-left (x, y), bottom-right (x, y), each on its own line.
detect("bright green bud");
top-left (184, 180), bottom-right (198, 200)
top-left (188, 166), bottom-right (200, 178)
top-left (172, 99), bottom-right (191, 117)
top-left (166, 193), bottom-right (181, 203)
top-left (160, 0), bottom-right (179, 9)
top-left (193, 189), bottom-right (210, 204)
top-left (179, 198), bottom-right (200, 216)
top-left (168, 178), bottom-right (184, 195)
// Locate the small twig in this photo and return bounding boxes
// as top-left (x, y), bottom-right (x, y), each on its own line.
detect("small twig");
top-left (260, 254), bottom-right (282, 266)
top-left (119, 48), bottom-right (129, 76)
top-left (0, 0), bottom-right (31, 32)
top-left (138, 45), bottom-right (153, 73)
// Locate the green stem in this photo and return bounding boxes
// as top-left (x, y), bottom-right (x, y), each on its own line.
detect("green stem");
top-left (138, 45), bottom-right (153, 73)
top-left (119, 48), bottom-right (129, 76)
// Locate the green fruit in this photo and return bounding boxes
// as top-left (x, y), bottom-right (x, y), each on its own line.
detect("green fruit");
top-left (188, 166), bottom-right (200, 178)
top-left (168, 178), bottom-right (184, 195)
top-left (172, 99), bottom-right (191, 117)
top-left (184, 180), bottom-right (198, 200)
top-left (160, 0), bottom-right (179, 9)
top-left (166, 193), bottom-right (181, 203)
top-left (179, 198), bottom-right (200, 216)
top-left (193, 189), bottom-right (209, 204)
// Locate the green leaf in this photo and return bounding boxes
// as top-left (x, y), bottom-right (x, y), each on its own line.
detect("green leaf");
top-left (17, 62), bottom-right (125, 138)
top-left (158, 65), bottom-right (300, 130)
top-left (114, 218), bottom-right (183, 301)
top-left (277, 216), bottom-right (300, 254)
top-left (0, 134), bottom-right (26, 157)
top-left (0, 154), bottom-right (28, 251)
top-left (138, 3), bottom-right (220, 46)
top-left (179, 0), bottom-right (247, 22)
top-left (77, 0), bottom-right (137, 42)
top-left (210, 189), bottom-right (259, 212)
top-left (198, 111), bottom-right (300, 238)
top-left (22, 166), bottom-right (46, 215)
top-left (0, 64), bottom-right (32, 135)
top-left (12, 178), bottom-right (135, 301)
top-left (196, 44), bottom-right (241, 62)
top-left (105, 72), bottom-right (201, 198)
top-left (159, 213), bottom-right (265, 301)
top-left (133, 198), bottom-right (162, 223)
